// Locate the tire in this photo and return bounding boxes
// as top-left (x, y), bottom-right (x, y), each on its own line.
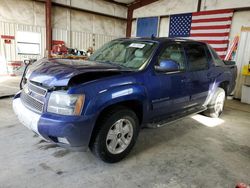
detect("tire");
top-left (90, 107), bottom-right (139, 163)
top-left (203, 87), bottom-right (226, 118)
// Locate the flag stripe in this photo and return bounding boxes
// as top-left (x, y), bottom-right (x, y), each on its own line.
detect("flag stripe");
top-left (191, 29), bottom-right (230, 33)
top-left (192, 13), bottom-right (233, 20)
top-left (206, 43), bottom-right (228, 48)
top-left (191, 25), bottom-right (231, 30)
top-left (192, 17), bottom-right (232, 23)
top-left (190, 32), bottom-right (229, 37)
top-left (189, 36), bottom-right (229, 41)
top-left (217, 51), bottom-right (227, 56)
top-left (213, 47), bottom-right (228, 51)
top-left (200, 40), bottom-right (229, 44)
top-left (191, 21), bottom-right (231, 27)
top-left (192, 9), bottom-right (233, 16)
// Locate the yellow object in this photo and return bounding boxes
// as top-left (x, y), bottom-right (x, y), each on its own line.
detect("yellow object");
top-left (241, 26), bottom-right (250, 32)
top-left (242, 65), bottom-right (250, 76)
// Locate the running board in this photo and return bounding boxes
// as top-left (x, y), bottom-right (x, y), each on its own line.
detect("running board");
top-left (146, 106), bottom-right (207, 128)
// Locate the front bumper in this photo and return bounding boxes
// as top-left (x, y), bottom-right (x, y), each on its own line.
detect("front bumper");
top-left (13, 97), bottom-right (95, 150)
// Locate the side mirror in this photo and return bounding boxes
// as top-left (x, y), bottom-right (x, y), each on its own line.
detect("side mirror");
top-left (155, 59), bottom-right (179, 72)
top-left (23, 60), bottom-right (30, 66)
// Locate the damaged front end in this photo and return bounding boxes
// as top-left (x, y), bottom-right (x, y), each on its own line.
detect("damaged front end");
top-left (14, 58), bottom-right (128, 149)
top-left (21, 58), bottom-right (130, 89)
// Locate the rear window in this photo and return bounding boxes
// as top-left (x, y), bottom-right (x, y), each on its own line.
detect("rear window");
top-left (185, 43), bottom-right (208, 71)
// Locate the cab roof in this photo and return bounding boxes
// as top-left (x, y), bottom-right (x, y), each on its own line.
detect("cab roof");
top-left (116, 37), bottom-right (207, 45)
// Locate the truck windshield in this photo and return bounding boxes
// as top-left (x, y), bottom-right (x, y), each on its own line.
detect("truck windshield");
top-left (89, 40), bottom-right (157, 70)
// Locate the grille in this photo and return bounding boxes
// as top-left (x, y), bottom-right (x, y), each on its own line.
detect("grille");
top-left (20, 91), bottom-right (44, 113)
top-left (28, 82), bottom-right (47, 96)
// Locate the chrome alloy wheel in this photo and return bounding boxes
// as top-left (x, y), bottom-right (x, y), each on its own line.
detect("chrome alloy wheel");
top-left (106, 119), bottom-right (133, 154)
top-left (214, 92), bottom-right (225, 116)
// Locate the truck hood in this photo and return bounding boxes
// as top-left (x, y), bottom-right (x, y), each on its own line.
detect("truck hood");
top-left (27, 58), bottom-right (129, 87)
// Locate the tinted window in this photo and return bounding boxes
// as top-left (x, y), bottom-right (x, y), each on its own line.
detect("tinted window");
top-left (158, 43), bottom-right (186, 71)
top-left (208, 45), bottom-right (225, 66)
top-left (185, 43), bottom-right (208, 71)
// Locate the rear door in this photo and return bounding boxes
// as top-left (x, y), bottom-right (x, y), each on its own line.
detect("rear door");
top-left (184, 42), bottom-right (212, 107)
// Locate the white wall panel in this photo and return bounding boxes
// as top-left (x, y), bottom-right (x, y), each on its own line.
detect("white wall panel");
top-left (0, 21), bottom-right (46, 75)
top-left (71, 10), bottom-right (94, 33)
top-left (94, 34), bottom-right (117, 49)
top-left (71, 31), bottom-right (93, 50)
top-left (201, 0), bottom-right (250, 11)
top-left (114, 20), bottom-right (126, 36)
top-left (229, 11), bottom-right (250, 43)
top-left (234, 28), bottom-right (250, 98)
top-left (0, 20), bottom-right (121, 75)
top-left (0, 0), bottom-right (126, 36)
top-left (133, 0), bottom-right (197, 18)
top-left (52, 28), bottom-right (70, 45)
top-left (0, 0), bottom-right (45, 26)
top-left (54, 0), bottom-right (127, 18)
top-left (131, 20), bottom-right (137, 37)
top-left (159, 17), bottom-right (169, 37)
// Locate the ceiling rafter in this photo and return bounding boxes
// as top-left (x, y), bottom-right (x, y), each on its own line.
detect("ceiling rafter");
top-left (128, 0), bottom-right (159, 10)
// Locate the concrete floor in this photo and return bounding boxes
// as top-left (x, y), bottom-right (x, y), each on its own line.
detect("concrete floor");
top-left (0, 98), bottom-right (249, 188)
top-left (0, 76), bottom-right (20, 97)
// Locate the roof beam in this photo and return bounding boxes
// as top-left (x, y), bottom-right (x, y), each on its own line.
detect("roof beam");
top-left (128, 0), bottom-right (159, 10)
top-left (33, 0), bottom-right (127, 21)
top-left (103, 0), bottom-right (128, 7)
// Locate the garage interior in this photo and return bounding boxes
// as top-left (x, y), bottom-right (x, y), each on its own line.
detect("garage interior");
top-left (0, 0), bottom-right (250, 187)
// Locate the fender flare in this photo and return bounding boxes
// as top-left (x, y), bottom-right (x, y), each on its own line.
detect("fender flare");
top-left (85, 83), bottom-right (148, 117)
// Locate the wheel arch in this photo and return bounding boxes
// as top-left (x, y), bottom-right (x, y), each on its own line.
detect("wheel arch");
top-left (88, 99), bottom-right (144, 147)
top-left (218, 81), bottom-right (230, 95)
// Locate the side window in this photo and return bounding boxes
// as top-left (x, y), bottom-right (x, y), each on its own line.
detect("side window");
top-left (158, 44), bottom-right (186, 71)
top-left (209, 45), bottom-right (225, 66)
top-left (185, 43), bottom-right (208, 71)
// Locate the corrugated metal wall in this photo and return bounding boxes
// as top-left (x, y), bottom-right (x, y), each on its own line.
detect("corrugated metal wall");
top-left (0, 21), bottom-right (46, 75)
top-left (53, 29), bottom-right (117, 50)
top-left (0, 21), bottom-right (121, 75)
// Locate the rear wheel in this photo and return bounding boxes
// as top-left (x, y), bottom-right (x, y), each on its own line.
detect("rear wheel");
top-left (90, 107), bottom-right (139, 163)
top-left (204, 87), bottom-right (226, 118)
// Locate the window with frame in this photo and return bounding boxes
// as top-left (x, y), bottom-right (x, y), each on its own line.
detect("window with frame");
top-left (158, 43), bottom-right (186, 71)
top-left (185, 43), bottom-right (208, 71)
top-left (16, 31), bottom-right (41, 55)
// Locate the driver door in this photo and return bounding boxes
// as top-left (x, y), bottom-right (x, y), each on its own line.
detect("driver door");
top-left (152, 42), bottom-right (190, 117)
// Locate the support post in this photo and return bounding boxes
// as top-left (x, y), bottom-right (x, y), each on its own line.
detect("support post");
top-left (126, 8), bottom-right (133, 37)
top-left (197, 0), bottom-right (201, 12)
top-left (45, 0), bottom-right (52, 57)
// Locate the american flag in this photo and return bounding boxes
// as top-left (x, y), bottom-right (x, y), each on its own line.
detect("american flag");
top-left (169, 9), bottom-right (234, 59)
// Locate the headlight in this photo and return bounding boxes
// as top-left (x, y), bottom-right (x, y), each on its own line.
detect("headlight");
top-left (47, 91), bottom-right (85, 116)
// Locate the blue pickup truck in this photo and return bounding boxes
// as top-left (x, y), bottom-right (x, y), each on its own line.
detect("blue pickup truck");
top-left (13, 38), bottom-right (237, 163)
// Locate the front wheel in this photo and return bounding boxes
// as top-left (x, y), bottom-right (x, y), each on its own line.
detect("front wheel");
top-left (203, 87), bottom-right (226, 118)
top-left (90, 107), bottom-right (139, 163)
